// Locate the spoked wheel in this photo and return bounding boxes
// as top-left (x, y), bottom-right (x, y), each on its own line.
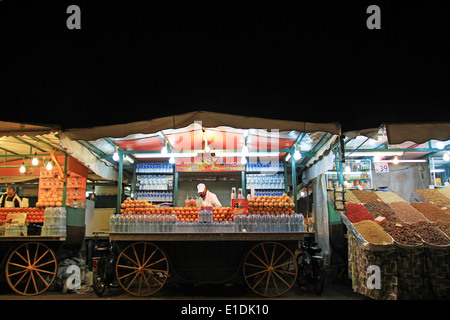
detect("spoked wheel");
top-left (5, 242), bottom-right (57, 296)
top-left (115, 242), bottom-right (169, 296)
top-left (243, 241), bottom-right (298, 297)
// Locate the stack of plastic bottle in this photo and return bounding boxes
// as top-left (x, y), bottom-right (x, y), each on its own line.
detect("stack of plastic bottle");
top-left (5, 224), bottom-right (28, 236)
top-left (134, 191), bottom-right (173, 202)
top-left (233, 213), bottom-right (304, 232)
top-left (176, 221), bottom-right (235, 233)
top-left (41, 207), bottom-right (67, 236)
top-left (136, 162), bottom-right (174, 173)
top-left (110, 213), bottom-right (177, 233)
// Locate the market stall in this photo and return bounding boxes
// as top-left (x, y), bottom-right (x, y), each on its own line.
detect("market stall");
top-left (63, 111), bottom-right (341, 297)
top-left (0, 121), bottom-right (95, 295)
top-left (327, 122), bottom-right (450, 299)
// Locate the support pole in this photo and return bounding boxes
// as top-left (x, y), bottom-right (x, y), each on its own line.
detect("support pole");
top-left (291, 148), bottom-right (298, 213)
top-left (62, 153), bottom-right (68, 206)
top-left (173, 171), bottom-right (178, 207)
top-left (116, 150), bottom-right (124, 214)
top-left (241, 170), bottom-right (246, 197)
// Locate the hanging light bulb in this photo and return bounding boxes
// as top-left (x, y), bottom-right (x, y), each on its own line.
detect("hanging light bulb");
top-left (32, 152), bottom-right (39, 166)
top-left (20, 162), bottom-right (26, 173)
top-left (241, 156), bottom-right (247, 165)
top-left (161, 143), bottom-right (168, 155)
top-left (112, 148), bottom-right (120, 162)
top-left (436, 141), bottom-right (445, 150)
top-left (169, 156), bottom-right (175, 164)
top-left (204, 141), bottom-right (210, 153)
top-left (393, 156), bottom-right (399, 165)
top-left (443, 152), bottom-right (450, 162)
top-left (46, 161), bottom-right (53, 170)
top-left (293, 145), bottom-right (301, 160)
top-left (242, 144), bottom-right (248, 156)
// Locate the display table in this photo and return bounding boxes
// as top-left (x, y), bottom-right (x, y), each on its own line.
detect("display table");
top-left (110, 231), bottom-right (314, 297)
top-left (109, 231), bottom-right (312, 241)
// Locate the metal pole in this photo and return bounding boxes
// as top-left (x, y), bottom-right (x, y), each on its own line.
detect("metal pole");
top-left (116, 150), bottom-right (123, 214)
top-left (131, 162), bottom-right (136, 199)
top-left (62, 153), bottom-right (68, 206)
top-left (291, 148), bottom-right (297, 213)
top-left (173, 171), bottom-right (178, 207)
top-left (241, 170), bottom-right (246, 197)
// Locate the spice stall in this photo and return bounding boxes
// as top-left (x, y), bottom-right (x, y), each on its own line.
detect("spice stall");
top-left (329, 122), bottom-right (450, 299)
top-left (0, 121), bottom-right (93, 295)
top-left (63, 111), bottom-right (341, 297)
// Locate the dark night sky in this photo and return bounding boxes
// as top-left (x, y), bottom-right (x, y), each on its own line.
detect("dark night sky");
top-left (1, 1), bottom-right (449, 133)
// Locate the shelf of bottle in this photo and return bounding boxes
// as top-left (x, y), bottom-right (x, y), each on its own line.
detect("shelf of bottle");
top-left (136, 172), bottom-right (174, 175)
top-left (136, 189), bottom-right (173, 192)
top-left (327, 188), bottom-right (374, 191)
top-left (326, 171), bottom-right (372, 175)
top-left (246, 187), bottom-right (285, 190)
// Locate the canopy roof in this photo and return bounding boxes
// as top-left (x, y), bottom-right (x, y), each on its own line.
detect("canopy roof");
top-left (64, 110), bottom-right (341, 141)
top-left (64, 111), bottom-right (341, 173)
top-left (0, 121), bottom-right (115, 183)
top-left (0, 121), bottom-right (60, 137)
top-left (343, 123), bottom-right (450, 170)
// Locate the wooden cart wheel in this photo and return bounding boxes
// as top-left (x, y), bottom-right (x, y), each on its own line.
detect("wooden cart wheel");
top-left (243, 241), bottom-right (298, 297)
top-left (5, 242), bottom-right (57, 296)
top-left (116, 242), bottom-right (169, 296)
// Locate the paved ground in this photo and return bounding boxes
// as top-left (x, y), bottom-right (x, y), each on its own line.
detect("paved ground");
top-left (0, 280), bottom-right (365, 300)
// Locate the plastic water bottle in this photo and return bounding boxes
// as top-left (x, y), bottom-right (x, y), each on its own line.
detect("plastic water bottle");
top-left (280, 214), bottom-right (286, 232)
top-left (299, 213), bottom-right (305, 231)
top-left (110, 214), bottom-right (117, 232)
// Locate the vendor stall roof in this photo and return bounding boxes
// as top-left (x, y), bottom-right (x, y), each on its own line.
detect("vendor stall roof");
top-left (0, 122), bottom-right (64, 183)
top-left (62, 111), bottom-right (341, 167)
top-left (342, 123), bottom-right (450, 169)
top-left (63, 110), bottom-right (341, 141)
top-left (0, 121), bottom-right (117, 183)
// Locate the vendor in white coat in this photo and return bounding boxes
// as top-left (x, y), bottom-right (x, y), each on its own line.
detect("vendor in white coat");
top-left (197, 183), bottom-right (222, 207)
top-left (0, 185), bottom-right (21, 208)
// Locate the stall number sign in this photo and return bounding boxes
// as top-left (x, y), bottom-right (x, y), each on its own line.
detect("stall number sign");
top-left (375, 162), bottom-right (389, 173)
top-left (6, 213), bottom-right (26, 226)
top-left (232, 199), bottom-right (248, 214)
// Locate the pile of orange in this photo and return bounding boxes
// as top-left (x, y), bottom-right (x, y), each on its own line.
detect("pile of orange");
top-left (0, 207), bottom-right (45, 223)
top-left (248, 194), bottom-right (295, 215)
top-left (119, 198), bottom-right (234, 222)
top-left (172, 207), bottom-right (199, 222)
top-left (36, 188), bottom-right (62, 207)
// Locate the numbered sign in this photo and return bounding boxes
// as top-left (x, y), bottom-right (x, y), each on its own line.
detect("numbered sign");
top-left (231, 199), bottom-right (248, 214)
top-left (375, 162), bottom-right (389, 173)
top-left (5, 213), bottom-right (26, 226)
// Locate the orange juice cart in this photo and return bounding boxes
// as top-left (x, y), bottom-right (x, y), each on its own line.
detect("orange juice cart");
top-left (68, 112), bottom-right (339, 297)
top-left (0, 123), bottom-right (89, 295)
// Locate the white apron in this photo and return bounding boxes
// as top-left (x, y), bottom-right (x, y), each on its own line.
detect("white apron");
top-left (4, 194), bottom-right (21, 208)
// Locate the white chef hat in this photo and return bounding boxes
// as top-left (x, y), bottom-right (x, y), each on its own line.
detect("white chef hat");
top-left (197, 183), bottom-right (206, 193)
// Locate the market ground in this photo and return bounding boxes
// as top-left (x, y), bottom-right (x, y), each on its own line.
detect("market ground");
top-left (0, 281), bottom-right (364, 300)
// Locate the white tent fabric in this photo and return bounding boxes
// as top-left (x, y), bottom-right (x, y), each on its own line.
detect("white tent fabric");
top-left (302, 152), bottom-right (334, 183)
top-left (60, 134), bottom-right (118, 181)
top-left (312, 174), bottom-right (331, 266)
top-left (386, 122), bottom-right (450, 145)
top-left (63, 110), bottom-right (342, 141)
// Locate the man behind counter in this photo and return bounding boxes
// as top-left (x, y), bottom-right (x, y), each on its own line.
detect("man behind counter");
top-left (0, 185), bottom-right (22, 208)
top-left (197, 183), bottom-right (222, 207)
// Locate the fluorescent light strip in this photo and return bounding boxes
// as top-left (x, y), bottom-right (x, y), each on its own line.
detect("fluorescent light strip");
top-left (215, 152), bottom-right (280, 157)
top-left (133, 152), bottom-right (198, 158)
top-left (379, 159), bottom-right (427, 163)
top-left (345, 151), bottom-right (404, 157)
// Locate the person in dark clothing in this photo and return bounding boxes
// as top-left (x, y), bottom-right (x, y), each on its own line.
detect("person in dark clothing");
top-left (0, 185), bottom-right (21, 208)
